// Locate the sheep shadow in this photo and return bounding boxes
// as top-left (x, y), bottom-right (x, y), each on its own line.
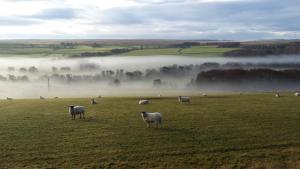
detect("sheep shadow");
top-left (148, 127), bottom-right (197, 135)
top-left (69, 116), bottom-right (101, 124)
top-left (198, 96), bottom-right (229, 99)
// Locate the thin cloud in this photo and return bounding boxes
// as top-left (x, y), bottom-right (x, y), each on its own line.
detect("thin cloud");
top-left (29, 8), bottom-right (79, 20)
top-left (0, 0), bottom-right (299, 39)
top-left (0, 16), bottom-right (40, 26)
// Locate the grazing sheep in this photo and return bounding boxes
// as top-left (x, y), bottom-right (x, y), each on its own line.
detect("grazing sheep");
top-left (178, 96), bottom-right (190, 103)
top-left (98, 95), bottom-right (102, 98)
top-left (139, 99), bottom-right (149, 105)
top-left (6, 97), bottom-right (12, 100)
top-left (69, 105), bottom-right (85, 120)
top-left (40, 96), bottom-right (45, 100)
top-left (275, 93), bottom-right (280, 98)
top-left (141, 111), bottom-right (162, 128)
top-left (158, 94), bottom-right (162, 98)
top-left (54, 97), bottom-right (59, 99)
top-left (91, 98), bottom-right (97, 104)
top-left (202, 93), bottom-right (207, 97)
top-left (295, 93), bottom-right (300, 96)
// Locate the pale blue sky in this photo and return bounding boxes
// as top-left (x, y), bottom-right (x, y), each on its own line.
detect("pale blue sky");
top-left (0, 0), bottom-right (299, 40)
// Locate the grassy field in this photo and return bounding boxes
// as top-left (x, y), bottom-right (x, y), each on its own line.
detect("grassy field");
top-left (0, 42), bottom-right (239, 57)
top-left (181, 46), bottom-right (239, 56)
top-left (122, 48), bottom-right (180, 56)
top-left (0, 45), bottom-right (118, 56)
top-left (122, 46), bottom-right (238, 56)
top-left (1, 93), bottom-right (300, 168)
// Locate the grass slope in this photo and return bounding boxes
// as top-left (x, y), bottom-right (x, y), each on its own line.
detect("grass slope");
top-left (0, 93), bottom-right (300, 168)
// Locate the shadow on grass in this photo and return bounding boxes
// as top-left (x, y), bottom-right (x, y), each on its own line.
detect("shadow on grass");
top-left (199, 96), bottom-right (229, 99)
top-left (145, 126), bottom-right (197, 134)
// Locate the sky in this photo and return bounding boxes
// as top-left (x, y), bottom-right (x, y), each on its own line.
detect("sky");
top-left (0, 0), bottom-right (299, 40)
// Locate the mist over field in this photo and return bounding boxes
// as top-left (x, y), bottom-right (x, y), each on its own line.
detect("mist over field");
top-left (1, 0), bottom-right (300, 167)
top-left (1, 54), bottom-right (300, 98)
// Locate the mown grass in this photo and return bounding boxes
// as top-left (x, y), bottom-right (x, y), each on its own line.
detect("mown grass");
top-left (1, 93), bottom-right (300, 168)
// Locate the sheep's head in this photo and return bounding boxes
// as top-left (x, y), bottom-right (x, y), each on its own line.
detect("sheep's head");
top-left (69, 105), bottom-right (75, 113)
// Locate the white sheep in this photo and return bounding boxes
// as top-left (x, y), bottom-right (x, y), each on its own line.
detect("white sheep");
top-left (294, 93), bottom-right (300, 96)
top-left (139, 99), bottom-right (149, 105)
top-left (69, 105), bottom-right (85, 120)
top-left (178, 96), bottom-right (190, 103)
top-left (275, 93), bottom-right (280, 98)
top-left (141, 111), bottom-right (162, 128)
top-left (91, 98), bottom-right (97, 104)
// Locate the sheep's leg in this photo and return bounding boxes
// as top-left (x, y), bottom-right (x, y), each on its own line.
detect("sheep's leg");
top-left (83, 112), bottom-right (85, 119)
top-left (80, 113), bottom-right (82, 119)
top-left (159, 119), bottom-right (162, 128)
top-left (147, 122), bottom-right (150, 128)
top-left (159, 120), bottom-right (163, 128)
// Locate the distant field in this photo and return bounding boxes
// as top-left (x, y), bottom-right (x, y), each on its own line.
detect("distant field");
top-left (1, 93), bottom-right (300, 168)
top-left (122, 46), bottom-right (238, 56)
top-left (122, 48), bottom-right (180, 56)
top-left (181, 46), bottom-right (239, 56)
top-left (53, 46), bottom-right (116, 55)
top-left (0, 47), bottom-right (54, 55)
top-left (0, 43), bottom-right (239, 57)
top-left (0, 45), bottom-right (122, 56)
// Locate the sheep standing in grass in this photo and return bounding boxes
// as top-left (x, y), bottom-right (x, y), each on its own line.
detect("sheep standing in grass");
top-left (69, 105), bottom-right (85, 120)
top-left (139, 99), bottom-right (149, 105)
top-left (40, 96), bottom-right (45, 100)
top-left (275, 93), bottom-right (280, 98)
top-left (294, 93), bottom-right (300, 96)
top-left (6, 97), bottom-right (12, 100)
top-left (141, 112), bottom-right (162, 128)
top-left (91, 98), bottom-right (97, 104)
top-left (178, 96), bottom-right (190, 103)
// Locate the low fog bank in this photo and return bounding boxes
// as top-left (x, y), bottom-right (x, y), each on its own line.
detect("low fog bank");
top-left (0, 82), bottom-right (202, 99)
top-left (1, 55), bottom-right (300, 98)
top-left (1, 54), bottom-right (300, 72)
